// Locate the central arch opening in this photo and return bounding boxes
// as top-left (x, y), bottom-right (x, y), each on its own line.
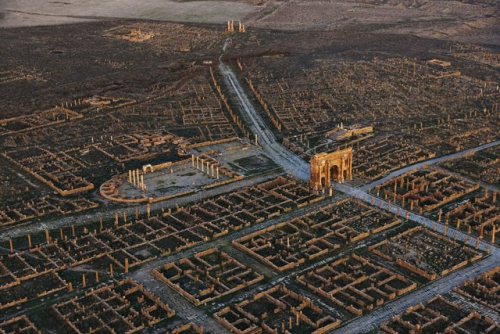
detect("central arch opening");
top-left (330, 165), bottom-right (339, 182)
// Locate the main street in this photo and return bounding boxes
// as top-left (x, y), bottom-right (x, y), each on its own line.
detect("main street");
top-left (219, 59), bottom-right (497, 252)
top-left (0, 171), bottom-right (281, 241)
top-left (219, 61), bottom-right (310, 181)
top-left (362, 139), bottom-right (500, 191)
top-left (218, 59), bottom-right (500, 332)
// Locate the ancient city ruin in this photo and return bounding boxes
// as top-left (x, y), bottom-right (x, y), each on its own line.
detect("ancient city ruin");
top-left (369, 227), bottom-right (483, 281)
top-left (214, 284), bottom-right (341, 334)
top-left (297, 254), bottom-right (417, 316)
top-left (381, 295), bottom-right (499, 334)
top-left (233, 199), bottom-right (401, 271)
top-left (0, 1), bottom-right (498, 332)
top-left (153, 248), bottom-right (264, 306)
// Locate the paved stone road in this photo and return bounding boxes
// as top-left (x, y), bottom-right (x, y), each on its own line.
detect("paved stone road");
top-left (219, 59), bottom-right (496, 252)
top-left (0, 172), bottom-right (281, 241)
top-left (219, 60), bottom-right (500, 333)
top-left (219, 61), bottom-right (310, 181)
top-left (361, 139), bottom-right (500, 191)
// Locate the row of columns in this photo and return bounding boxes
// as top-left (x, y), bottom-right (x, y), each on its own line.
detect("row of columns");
top-left (59, 98), bottom-right (83, 109)
top-left (192, 155), bottom-right (220, 179)
top-left (128, 169), bottom-right (146, 191)
top-left (227, 20), bottom-right (246, 33)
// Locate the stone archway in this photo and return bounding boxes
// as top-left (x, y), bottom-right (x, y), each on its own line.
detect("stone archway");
top-left (143, 164), bottom-right (154, 173)
top-left (310, 148), bottom-right (353, 190)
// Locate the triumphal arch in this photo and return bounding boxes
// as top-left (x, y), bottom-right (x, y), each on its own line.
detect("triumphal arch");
top-left (310, 148), bottom-right (353, 190)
